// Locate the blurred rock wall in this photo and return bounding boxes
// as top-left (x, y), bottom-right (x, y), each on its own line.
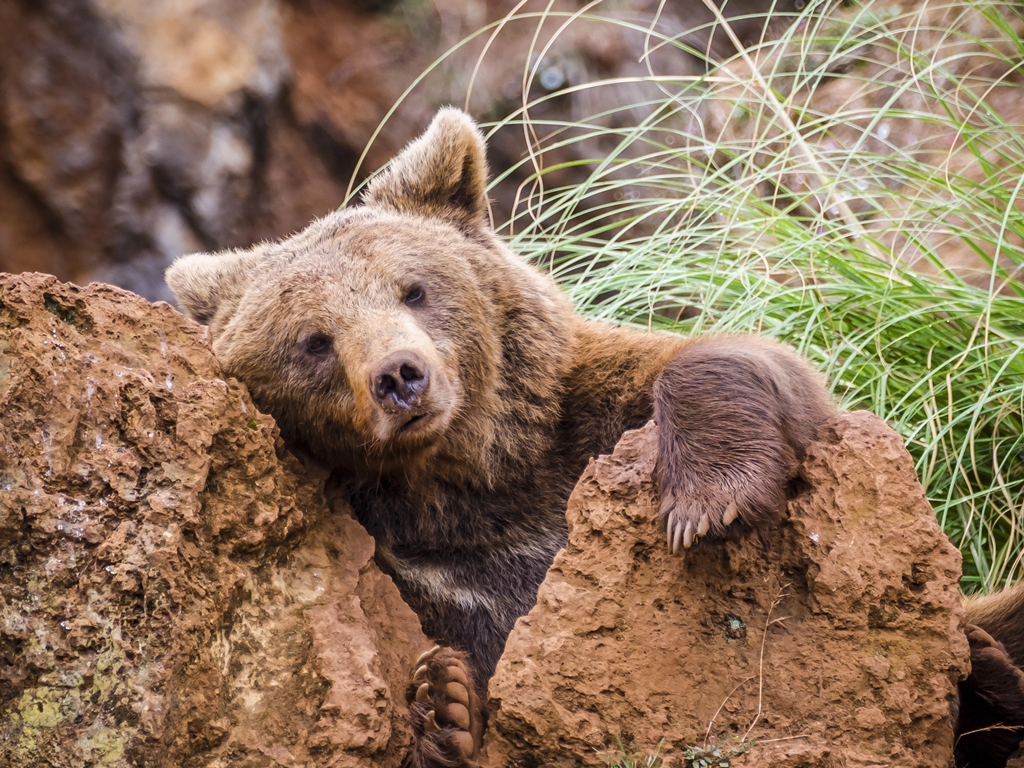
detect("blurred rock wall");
top-left (0, 0), bottom-right (333, 301)
top-left (0, 0), bottom-right (796, 301)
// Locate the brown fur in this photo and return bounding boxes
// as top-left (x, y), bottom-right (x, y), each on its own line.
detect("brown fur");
top-left (954, 585), bottom-right (1024, 767)
top-left (167, 108), bottom-right (836, 768)
top-left (967, 584), bottom-right (1024, 670)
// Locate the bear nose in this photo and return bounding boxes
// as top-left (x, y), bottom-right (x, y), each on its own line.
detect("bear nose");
top-left (371, 351), bottom-right (430, 412)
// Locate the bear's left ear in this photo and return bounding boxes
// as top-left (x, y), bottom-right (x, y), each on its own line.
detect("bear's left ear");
top-left (362, 107), bottom-right (489, 231)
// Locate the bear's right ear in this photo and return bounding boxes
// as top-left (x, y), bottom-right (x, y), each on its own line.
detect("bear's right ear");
top-left (362, 107), bottom-right (489, 231)
top-left (165, 247), bottom-right (266, 327)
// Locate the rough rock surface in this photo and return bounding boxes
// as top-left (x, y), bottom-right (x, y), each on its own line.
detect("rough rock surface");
top-left (486, 415), bottom-right (970, 768)
top-left (0, 272), bottom-right (428, 767)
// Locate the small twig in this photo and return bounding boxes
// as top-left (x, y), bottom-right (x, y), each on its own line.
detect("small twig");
top-left (704, 675), bottom-right (756, 747)
top-left (756, 734), bottom-right (811, 744)
top-left (955, 723), bottom-right (1024, 744)
top-left (742, 584), bottom-right (790, 742)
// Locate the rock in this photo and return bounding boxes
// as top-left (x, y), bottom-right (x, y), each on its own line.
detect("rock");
top-left (486, 414), bottom-right (970, 768)
top-left (0, 0), bottom-right (343, 303)
top-left (0, 272), bottom-right (428, 767)
top-left (97, 0), bottom-right (287, 109)
top-left (0, 270), bottom-right (978, 767)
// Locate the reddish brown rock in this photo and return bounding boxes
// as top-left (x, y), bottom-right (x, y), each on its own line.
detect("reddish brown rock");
top-left (0, 272), bottom-right (428, 767)
top-left (486, 414), bottom-right (970, 768)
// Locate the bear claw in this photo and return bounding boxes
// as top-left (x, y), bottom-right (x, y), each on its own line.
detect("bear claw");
top-left (406, 646), bottom-right (486, 767)
top-left (663, 494), bottom-right (749, 554)
top-left (423, 711), bottom-right (440, 732)
top-left (723, 500), bottom-right (739, 526)
top-left (669, 519), bottom-right (683, 554)
top-left (415, 645), bottom-right (442, 667)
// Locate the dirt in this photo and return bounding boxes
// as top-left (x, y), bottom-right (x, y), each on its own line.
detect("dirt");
top-left (0, 272), bottom-right (428, 768)
top-left (485, 415), bottom-right (970, 768)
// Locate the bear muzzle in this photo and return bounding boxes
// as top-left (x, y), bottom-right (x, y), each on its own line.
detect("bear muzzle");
top-left (358, 344), bottom-right (459, 449)
top-left (371, 350), bottom-right (431, 414)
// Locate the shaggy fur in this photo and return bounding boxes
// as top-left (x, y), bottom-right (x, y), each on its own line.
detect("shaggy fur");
top-left (167, 108), bottom-right (837, 767)
top-left (955, 585), bottom-right (1024, 767)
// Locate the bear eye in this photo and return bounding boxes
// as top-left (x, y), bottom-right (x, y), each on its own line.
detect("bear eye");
top-left (404, 285), bottom-right (426, 306)
top-left (305, 333), bottom-right (333, 356)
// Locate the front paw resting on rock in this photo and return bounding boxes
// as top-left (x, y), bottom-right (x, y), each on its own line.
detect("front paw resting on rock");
top-left (654, 338), bottom-right (834, 553)
top-left (406, 645), bottom-right (487, 768)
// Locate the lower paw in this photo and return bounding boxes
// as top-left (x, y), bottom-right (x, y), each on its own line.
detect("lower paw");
top-left (955, 625), bottom-right (1024, 766)
top-left (406, 645), bottom-right (486, 768)
top-left (966, 625), bottom-right (1024, 706)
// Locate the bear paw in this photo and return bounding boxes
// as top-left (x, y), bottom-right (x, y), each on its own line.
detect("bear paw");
top-left (406, 645), bottom-right (486, 768)
top-left (954, 625), bottom-right (1024, 767)
top-left (658, 466), bottom-right (787, 555)
top-left (651, 334), bottom-right (833, 554)
top-left (964, 625), bottom-right (1024, 714)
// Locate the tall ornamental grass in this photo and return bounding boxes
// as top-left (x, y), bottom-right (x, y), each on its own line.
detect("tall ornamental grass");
top-left (362, 0), bottom-right (1024, 592)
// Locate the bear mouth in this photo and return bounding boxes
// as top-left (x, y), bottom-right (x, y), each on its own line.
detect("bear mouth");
top-left (399, 412), bottom-right (433, 434)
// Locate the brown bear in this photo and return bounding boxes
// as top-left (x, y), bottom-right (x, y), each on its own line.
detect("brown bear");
top-left (169, 108), bottom-right (1024, 767)
top-left (166, 107), bottom-right (836, 766)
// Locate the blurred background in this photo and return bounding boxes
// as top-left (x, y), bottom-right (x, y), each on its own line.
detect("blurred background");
top-left (0, 0), bottom-right (802, 302)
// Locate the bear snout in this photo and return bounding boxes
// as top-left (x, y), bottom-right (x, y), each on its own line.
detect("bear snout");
top-left (372, 350), bottom-right (431, 412)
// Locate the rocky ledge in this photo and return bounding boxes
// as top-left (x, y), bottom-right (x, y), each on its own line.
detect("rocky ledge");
top-left (486, 418), bottom-right (969, 767)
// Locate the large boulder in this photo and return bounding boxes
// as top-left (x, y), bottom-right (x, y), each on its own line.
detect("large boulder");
top-left (486, 414), bottom-right (970, 768)
top-left (0, 273), bottom-right (428, 768)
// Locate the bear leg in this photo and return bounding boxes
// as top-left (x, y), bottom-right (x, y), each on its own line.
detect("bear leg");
top-left (405, 646), bottom-right (487, 768)
top-left (954, 625), bottom-right (1024, 768)
top-left (653, 337), bottom-right (834, 552)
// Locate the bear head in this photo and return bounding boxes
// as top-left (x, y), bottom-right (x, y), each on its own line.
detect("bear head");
top-left (166, 109), bottom-right (574, 482)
